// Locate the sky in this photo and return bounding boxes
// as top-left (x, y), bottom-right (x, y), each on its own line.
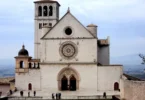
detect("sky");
top-left (0, 0), bottom-right (145, 65)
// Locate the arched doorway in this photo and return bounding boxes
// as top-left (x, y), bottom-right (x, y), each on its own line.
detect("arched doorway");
top-left (114, 82), bottom-right (119, 91)
top-left (28, 83), bottom-right (32, 90)
top-left (57, 67), bottom-right (80, 91)
top-left (70, 75), bottom-right (76, 91)
top-left (61, 76), bottom-right (68, 91)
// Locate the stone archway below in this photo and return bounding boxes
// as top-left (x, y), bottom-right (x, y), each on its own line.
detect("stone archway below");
top-left (57, 67), bottom-right (80, 91)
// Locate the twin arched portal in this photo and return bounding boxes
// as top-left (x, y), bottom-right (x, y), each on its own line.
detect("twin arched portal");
top-left (57, 67), bottom-right (80, 91)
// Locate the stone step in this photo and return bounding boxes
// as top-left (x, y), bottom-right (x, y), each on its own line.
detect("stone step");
top-left (8, 96), bottom-right (114, 100)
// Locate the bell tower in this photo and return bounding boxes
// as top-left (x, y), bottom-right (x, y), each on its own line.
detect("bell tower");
top-left (34, 0), bottom-right (60, 59)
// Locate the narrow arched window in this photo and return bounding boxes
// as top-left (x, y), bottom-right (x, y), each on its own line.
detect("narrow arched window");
top-left (38, 6), bottom-right (42, 16)
top-left (34, 63), bottom-right (36, 68)
top-left (37, 63), bottom-right (40, 69)
top-left (29, 63), bottom-right (31, 68)
top-left (43, 6), bottom-right (48, 16)
top-left (28, 83), bottom-right (32, 90)
top-left (20, 61), bottom-right (24, 68)
top-left (114, 82), bottom-right (119, 91)
top-left (49, 6), bottom-right (53, 16)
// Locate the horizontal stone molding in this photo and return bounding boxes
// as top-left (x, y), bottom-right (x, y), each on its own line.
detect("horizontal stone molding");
top-left (40, 62), bottom-right (97, 65)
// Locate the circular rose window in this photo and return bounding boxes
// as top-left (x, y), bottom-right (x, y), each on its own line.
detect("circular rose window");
top-left (65, 27), bottom-right (72, 35)
top-left (62, 44), bottom-right (75, 57)
top-left (59, 41), bottom-right (78, 60)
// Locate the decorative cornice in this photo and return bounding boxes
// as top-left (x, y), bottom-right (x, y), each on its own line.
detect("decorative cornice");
top-left (34, 18), bottom-right (59, 21)
top-left (41, 37), bottom-right (97, 40)
top-left (40, 62), bottom-right (97, 65)
top-left (34, 1), bottom-right (60, 6)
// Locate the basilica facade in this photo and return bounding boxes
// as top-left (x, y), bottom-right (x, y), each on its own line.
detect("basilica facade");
top-left (13, 0), bottom-right (125, 99)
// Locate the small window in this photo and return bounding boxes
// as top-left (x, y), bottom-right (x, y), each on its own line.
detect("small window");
top-left (20, 61), bottom-right (24, 68)
top-left (114, 82), bottom-right (119, 91)
top-left (49, 23), bottom-right (52, 27)
top-left (43, 6), bottom-right (48, 16)
top-left (38, 6), bottom-right (42, 16)
top-left (33, 63), bottom-right (36, 68)
top-left (28, 83), bottom-right (32, 90)
top-left (43, 23), bottom-right (47, 26)
top-left (49, 6), bottom-right (53, 16)
top-left (65, 27), bottom-right (72, 35)
top-left (37, 63), bottom-right (40, 69)
top-left (29, 63), bottom-right (32, 68)
top-left (39, 23), bottom-right (42, 29)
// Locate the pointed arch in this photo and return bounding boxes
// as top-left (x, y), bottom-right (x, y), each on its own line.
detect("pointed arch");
top-left (70, 75), bottom-right (76, 91)
top-left (43, 6), bottom-right (48, 16)
top-left (57, 67), bottom-right (80, 81)
top-left (38, 6), bottom-right (42, 16)
top-left (61, 75), bottom-right (68, 91)
top-left (57, 67), bottom-right (80, 91)
top-left (49, 6), bottom-right (53, 16)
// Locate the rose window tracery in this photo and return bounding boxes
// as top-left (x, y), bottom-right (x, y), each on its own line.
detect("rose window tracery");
top-left (59, 41), bottom-right (78, 60)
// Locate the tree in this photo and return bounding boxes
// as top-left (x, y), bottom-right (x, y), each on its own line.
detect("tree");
top-left (139, 54), bottom-right (145, 64)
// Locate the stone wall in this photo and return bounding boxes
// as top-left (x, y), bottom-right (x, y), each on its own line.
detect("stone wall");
top-left (124, 80), bottom-right (145, 100)
top-left (40, 64), bottom-right (98, 92)
top-left (41, 39), bottom-right (97, 63)
top-left (15, 69), bottom-right (41, 91)
top-left (98, 66), bottom-right (123, 91)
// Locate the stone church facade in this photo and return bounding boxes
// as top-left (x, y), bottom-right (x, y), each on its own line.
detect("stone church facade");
top-left (11, 0), bottom-right (145, 99)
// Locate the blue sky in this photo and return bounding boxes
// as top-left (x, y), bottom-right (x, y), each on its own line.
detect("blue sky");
top-left (0, 0), bottom-right (145, 65)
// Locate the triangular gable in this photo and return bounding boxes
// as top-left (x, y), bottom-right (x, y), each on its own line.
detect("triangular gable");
top-left (42, 11), bottom-right (96, 39)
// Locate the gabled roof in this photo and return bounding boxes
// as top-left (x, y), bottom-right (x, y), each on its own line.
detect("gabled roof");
top-left (41, 11), bottom-right (96, 39)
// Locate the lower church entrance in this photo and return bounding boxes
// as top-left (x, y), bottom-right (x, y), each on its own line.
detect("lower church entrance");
top-left (58, 67), bottom-right (80, 91)
top-left (61, 75), bottom-right (77, 91)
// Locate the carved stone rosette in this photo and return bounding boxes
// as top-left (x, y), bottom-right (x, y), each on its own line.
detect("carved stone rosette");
top-left (59, 41), bottom-right (78, 60)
